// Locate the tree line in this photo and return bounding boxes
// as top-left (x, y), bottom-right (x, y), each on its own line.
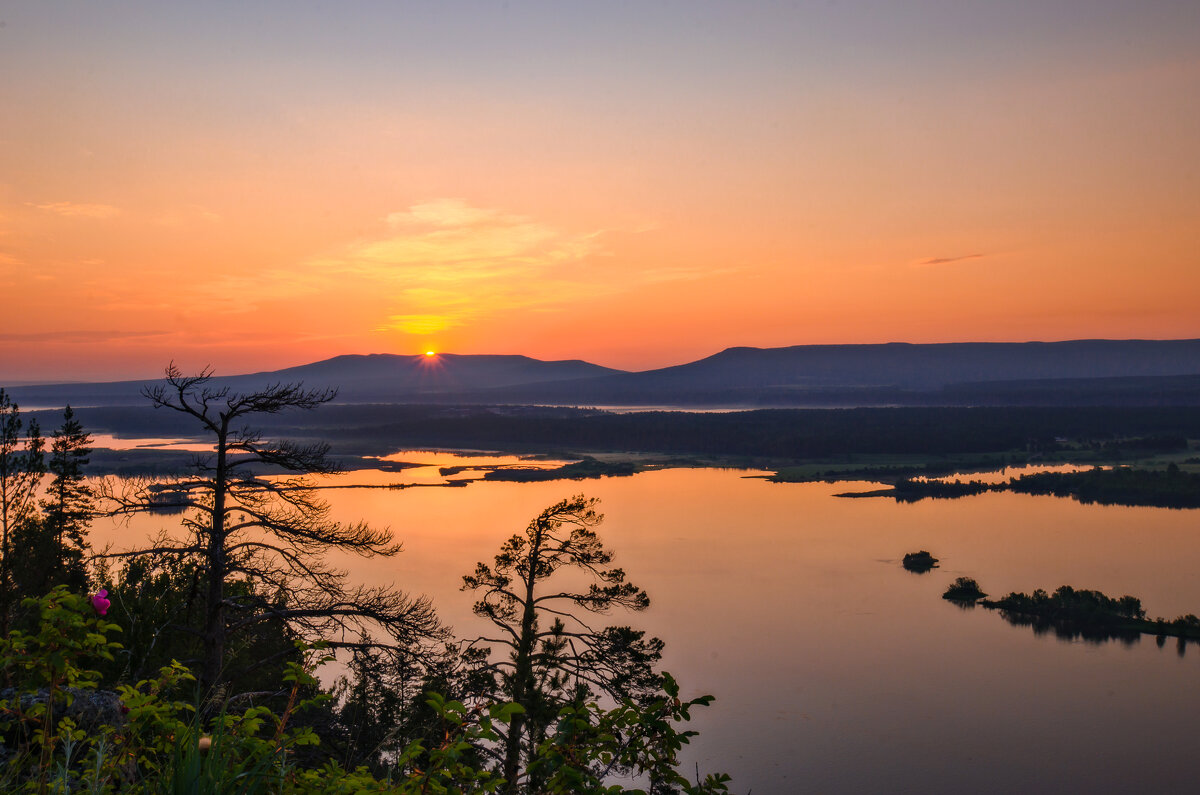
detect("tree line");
top-left (64, 402), bottom-right (1200, 465)
top-left (1, 393), bottom-right (93, 629)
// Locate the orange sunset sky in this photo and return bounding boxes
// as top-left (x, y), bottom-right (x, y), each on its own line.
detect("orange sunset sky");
top-left (2, 1), bottom-right (1198, 382)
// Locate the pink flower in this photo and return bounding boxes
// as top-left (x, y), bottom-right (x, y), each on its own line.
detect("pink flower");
top-left (91, 589), bottom-right (110, 616)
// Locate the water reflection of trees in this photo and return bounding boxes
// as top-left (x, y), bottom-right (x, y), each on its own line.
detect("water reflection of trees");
top-left (994, 609), bottom-right (1142, 646)
top-left (1154, 634), bottom-right (1192, 657)
top-left (977, 584), bottom-right (1200, 655)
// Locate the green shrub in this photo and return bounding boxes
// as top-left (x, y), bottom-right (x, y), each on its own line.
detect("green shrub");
top-left (1, 587), bottom-right (733, 794)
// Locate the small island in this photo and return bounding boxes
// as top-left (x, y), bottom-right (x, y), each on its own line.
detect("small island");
top-left (985, 585), bottom-right (1200, 644)
top-left (481, 457), bottom-right (643, 482)
top-left (943, 577), bottom-right (987, 602)
top-left (902, 550), bottom-right (939, 573)
top-left (945, 580), bottom-right (1200, 646)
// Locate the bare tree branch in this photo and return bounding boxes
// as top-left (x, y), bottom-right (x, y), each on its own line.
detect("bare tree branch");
top-left (98, 364), bottom-right (442, 697)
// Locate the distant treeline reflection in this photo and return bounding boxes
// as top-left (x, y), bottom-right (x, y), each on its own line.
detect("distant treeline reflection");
top-left (871, 465), bottom-right (1200, 509)
top-left (1009, 465), bottom-right (1200, 508)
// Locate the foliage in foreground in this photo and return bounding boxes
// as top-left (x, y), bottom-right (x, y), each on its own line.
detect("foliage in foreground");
top-left (0, 587), bottom-right (731, 794)
top-left (462, 495), bottom-right (666, 791)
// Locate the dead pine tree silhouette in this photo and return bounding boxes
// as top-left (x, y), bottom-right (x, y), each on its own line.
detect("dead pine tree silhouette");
top-left (100, 364), bottom-right (441, 698)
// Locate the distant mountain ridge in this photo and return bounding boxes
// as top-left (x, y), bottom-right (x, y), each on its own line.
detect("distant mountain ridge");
top-left (477, 339), bottom-right (1200, 406)
top-left (587, 339), bottom-right (1200, 391)
top-left (5, 353), bottom-right (622, 407)
top-left (7, 339), bottom-right (1200, 409)
top-left (263, 353), bottom-right (619, 394)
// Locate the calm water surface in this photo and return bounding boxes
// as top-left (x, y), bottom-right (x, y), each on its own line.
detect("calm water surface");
top-left (95, 455), bottom-right (1200, 794)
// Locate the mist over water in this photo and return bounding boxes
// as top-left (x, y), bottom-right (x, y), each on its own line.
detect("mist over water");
top-left (94, 456), bottom-right (1200, 794)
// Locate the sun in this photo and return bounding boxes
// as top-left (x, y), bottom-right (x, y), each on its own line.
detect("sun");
top-left (424, 350), bottom-right (437, 357)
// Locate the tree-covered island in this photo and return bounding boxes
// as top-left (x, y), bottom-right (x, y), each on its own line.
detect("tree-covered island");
top-left (834, 465), bottom-right (1200, 509)
top-left (941, 578), bottom-right (1200, 647)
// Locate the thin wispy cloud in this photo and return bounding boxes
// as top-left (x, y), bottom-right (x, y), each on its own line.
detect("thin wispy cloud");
top-left (358, 199), bottom-right (597, 271)
top-left (379, 287), bottom-right (479, 335)
top-left (190, 199), bottom-right (723, 335)
top-left (383, 313), bottom-right (463, 335)
top-left (0, 330), bottom-right (167, 343)
top-left (199, 199), bottom-right (605, 322)
top-left (915, 253), bottom-right (985, 267)
top-left (31, 202), bottom-right (122, 219)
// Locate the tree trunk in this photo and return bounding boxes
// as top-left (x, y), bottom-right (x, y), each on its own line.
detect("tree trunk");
top-left (201, 421), bottom-right (230, 699)
top-left (503, 528), bottom-right (543, 794)
top-left (1, 452), bottom-right (13, 637)
top-left (0, 489), bottom-right (8, 639)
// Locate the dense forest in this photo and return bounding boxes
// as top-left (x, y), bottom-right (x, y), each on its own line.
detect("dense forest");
top-left (45, 403), bottom-right (1200, 472)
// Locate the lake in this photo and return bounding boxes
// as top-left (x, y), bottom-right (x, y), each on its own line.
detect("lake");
top-left (92, 452), bottom-right (1200, 794)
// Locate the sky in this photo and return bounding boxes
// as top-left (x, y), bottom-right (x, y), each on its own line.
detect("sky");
top-left (1, 0), bottom-right (1198, 382)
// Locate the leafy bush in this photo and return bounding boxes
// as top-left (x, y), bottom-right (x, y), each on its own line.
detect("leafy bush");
top-left (0, 587), bottom-right (732, 794)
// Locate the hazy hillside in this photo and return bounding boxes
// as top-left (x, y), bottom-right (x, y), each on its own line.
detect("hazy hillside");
top-left (471, 339), bottom-right (1200, 405)
top-left (253, 353), bottom-right (619, 396)
top-left (4, 353), bottom-right (621, 407)
top-left (589, 339), bottom-right (1200, 391)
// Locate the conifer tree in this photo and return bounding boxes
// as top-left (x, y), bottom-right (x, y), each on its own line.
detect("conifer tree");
top-left (462, 495), bottom-right (663, 792)
top-left (17, 405), bottom-right (94, 593)
top-left (0, 389), bottom-right (45, 628)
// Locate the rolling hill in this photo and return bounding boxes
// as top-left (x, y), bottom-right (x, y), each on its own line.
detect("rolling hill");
top-left (4, 353), bottom-right (622, 407)
top-left (474, 339), bottom-right (1200, 406)
top-left (7, 339), bottom-right (1200, 409)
